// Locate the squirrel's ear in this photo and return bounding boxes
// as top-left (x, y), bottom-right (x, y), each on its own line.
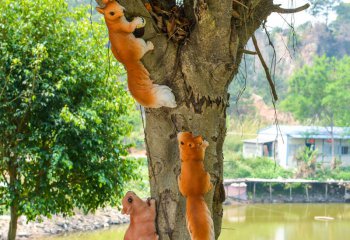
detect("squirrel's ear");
top-left (193, 135), bottom-right (203, 142)
top-left (96, 7), bottom-right (105, 15)
top-left (202, 140), bottom-right (209, 148)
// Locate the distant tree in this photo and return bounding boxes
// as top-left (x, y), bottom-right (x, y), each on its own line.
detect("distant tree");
top-left (322, 56), bottom-right (350, 126)
top-left (309, 0), bottom-right (340, 25)
top-left (281, 55), bottom-right (350, 168)
top-left (281, 56), bottom-right (332, 121)
top-left (0, 1), bottom-right (138, 239)
top-left (331, 3), bottom-right (350, 55)
top-left (334, 2), bottom-right (350, 21)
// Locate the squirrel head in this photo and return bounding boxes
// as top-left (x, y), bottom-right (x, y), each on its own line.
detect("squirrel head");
top-left (178, 132), bottom-right (209, 161)
top-left (121, 191), bottom-right (140, 215)
top-left (96, 0), bottom-right (125, 20)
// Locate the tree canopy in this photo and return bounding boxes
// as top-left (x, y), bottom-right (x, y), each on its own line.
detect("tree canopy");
top-left (0, 0), bottom-right (138, 238)
top-left (309, 0), bottom-right (340, 24)
top-left (281, 55), bottom-right (350, 126)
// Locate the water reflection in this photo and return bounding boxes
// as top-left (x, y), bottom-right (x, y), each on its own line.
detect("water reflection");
top-left (220, 204), bottom-right (350, 240)
top-left (41, 204), bottom-right (350, 240)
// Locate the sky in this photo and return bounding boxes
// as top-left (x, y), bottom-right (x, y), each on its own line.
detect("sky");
top-left (267, 0), bottom-right (350, 28)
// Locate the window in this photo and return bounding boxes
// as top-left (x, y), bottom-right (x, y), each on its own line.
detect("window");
top-left (341, 146), bottom-right (349, 155)
top-left (263, 142), bottom-right (273, 157)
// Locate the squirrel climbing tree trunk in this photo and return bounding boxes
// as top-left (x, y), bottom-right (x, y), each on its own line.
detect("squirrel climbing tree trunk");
top-left (109, 0), bottom-right (309, 239)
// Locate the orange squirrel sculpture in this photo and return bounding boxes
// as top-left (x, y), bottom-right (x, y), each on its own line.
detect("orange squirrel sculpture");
top-left (121, 191), bottom-right (159, 240)
top-left (177, 132), bottom-right (215, 240)
top-left (96, 0), bottom-right (176, 108)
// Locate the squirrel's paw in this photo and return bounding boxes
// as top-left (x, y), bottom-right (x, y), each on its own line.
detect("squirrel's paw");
top-left (147, 41), bottom-right (154, 51)
top-left (134, 17), bottom-right (145, 28)
top-left (146, 198), bottom-right (156, 205)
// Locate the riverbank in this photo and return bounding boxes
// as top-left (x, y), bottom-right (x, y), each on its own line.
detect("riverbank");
top-left (0, 207), bottom-right (129, 240)
top-left (224, 178), bottom-right (350, 204)
top-left (223, 194), bottom-right (348, 205)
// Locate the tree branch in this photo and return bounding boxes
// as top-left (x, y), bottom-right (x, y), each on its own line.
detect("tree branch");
top-left (251, 34), bottom-right (278, 101)
top-left (232, 0), bottom-right (248, 9)
top-left (273, 3), bottom-right (310, 14)
top-left (241, 49), bottom-right (257, 55)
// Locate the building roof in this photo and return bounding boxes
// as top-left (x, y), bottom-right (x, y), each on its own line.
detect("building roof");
top-left (258, 125), bottom-right (350, 139)
top-left (243, 137), bottom-right (276, 144)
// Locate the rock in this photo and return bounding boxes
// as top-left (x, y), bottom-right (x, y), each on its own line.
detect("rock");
top-left (0, 207), bottom-right (129, 239)
top-left (17, 216), bottom-right (28, 225)
top-left (108, 219), bottom-right (120, 225)
top-left (62, 223), bottom-right (68, 230)
top-left (17, 232), bottom-right (31, 238)
top-left (56, 221), bottom-right (66, 227)
top-left (0, 233), bottom-right (6, 240)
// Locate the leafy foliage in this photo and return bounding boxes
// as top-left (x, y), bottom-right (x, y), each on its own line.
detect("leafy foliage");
top-left (0, 0), bottom-right (137, 222)
top-left (126, 157), bottom-right (151, 198)
top-left (281, 55), bottom-right (350, 126)
top-left (224, 155), bottom-right (293, 179)
top-left (295, 147), bottom-right (318, 178)
top-left (223, 154), bottom-right (350, 181)
top-left (312, 166), bottom-right (350, 180)
top-left (125, 107), bottom-right (145, 150)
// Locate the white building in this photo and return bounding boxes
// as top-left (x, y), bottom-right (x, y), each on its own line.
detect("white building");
top-left (243, 125), bottom-right (350, 168)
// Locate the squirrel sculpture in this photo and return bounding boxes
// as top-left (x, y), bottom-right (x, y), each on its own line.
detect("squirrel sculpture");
top-left (121, 191), bottom-right (159, 240)
top-left (177, 132), bottom-right (215, 240)
top-left (96, 0), bottom-right (177, 108)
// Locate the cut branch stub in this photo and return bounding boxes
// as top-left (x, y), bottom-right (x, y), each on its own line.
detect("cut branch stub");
top-left (273, 3), bottom-right (310, 14)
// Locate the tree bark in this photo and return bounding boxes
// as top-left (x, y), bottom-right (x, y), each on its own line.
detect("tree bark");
top-left (118, 0), bottom-right (275, 239)
top-left (7, 155), bottom-right (19, 240)
top-left (7, 204), bottom-right (18, 240)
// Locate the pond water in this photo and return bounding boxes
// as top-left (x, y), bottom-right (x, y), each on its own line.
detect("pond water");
top-left (40, 204), bottom-right (350, 240)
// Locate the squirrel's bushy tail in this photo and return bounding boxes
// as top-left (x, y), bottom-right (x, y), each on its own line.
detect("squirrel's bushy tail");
top-left (126, 61), bottom-right (176, 108)
top-left (186, 196), bottom-right (214, 240)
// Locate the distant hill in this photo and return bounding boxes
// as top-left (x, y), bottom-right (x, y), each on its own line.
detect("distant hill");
top-left (251, 94), bottom-right (297, 124)
top-left (229, 4), bottom-right (350, 122)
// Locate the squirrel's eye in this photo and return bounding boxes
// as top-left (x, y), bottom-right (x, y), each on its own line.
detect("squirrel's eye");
top-left (128, 197), bottom-right (133, 203)
top-left (189, 143), bottom-right (192, 147)
top-left (180, 141), bottom-right (184, 145)
top-left (110, 11), bottom-right (115, 16)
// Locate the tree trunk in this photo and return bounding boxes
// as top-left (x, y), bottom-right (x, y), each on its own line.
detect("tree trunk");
top-left (7, 156), bottom-right (19, 240)
top-left (117, 0), bottom-right (275, 239)
top-left (7, 204), bottom-right (18, 240)
top-left (145, 100), bottom-right (227, 239)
